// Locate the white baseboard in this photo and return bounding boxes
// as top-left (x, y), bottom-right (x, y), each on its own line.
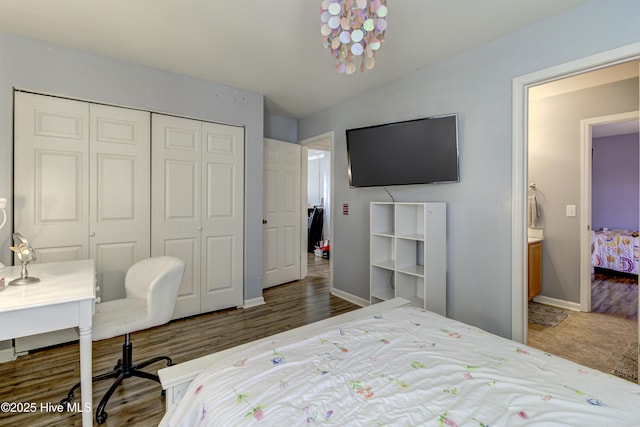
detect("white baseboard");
top-left (330, 288), bottom-right (369, 307)
top-left (0, 346), bottom-right (16, 363)
top-left (242, 296), bottom-right (265, 309)
top-left (533, 295), bottom-right (581, 312)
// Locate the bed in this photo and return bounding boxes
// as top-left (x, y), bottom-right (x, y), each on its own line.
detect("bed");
top-left (591, 229), bottom-right (640, 274)
top-left (159, 298), bottom-right (640, 426)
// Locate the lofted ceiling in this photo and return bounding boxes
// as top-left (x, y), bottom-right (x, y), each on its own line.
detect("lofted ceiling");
top-left (0, 0), bottom-right (590, 119)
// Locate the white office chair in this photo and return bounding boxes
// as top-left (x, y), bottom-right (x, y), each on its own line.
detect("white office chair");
top-left (62, 256), bottom-right (186, 424)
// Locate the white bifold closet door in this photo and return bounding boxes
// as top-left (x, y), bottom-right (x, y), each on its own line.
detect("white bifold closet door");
top-left (13, 92), bottom-right (150, 351)
top-left (151, 113), bottom-right (244, 319)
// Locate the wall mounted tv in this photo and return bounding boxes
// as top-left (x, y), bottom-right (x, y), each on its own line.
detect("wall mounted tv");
top-left (346, 114), bottom-right (459, 187)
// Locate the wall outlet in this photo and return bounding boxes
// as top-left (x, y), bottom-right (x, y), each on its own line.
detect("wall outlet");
top-left (566, 205), bottom-right (576, 217)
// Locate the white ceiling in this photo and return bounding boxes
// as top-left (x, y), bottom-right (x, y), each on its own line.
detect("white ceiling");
top-left (0, 0), bottom-right (590, 119)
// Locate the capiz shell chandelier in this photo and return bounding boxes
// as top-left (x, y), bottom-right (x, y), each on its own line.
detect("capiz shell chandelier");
top-left (320, 0), bottom-right (388, 74)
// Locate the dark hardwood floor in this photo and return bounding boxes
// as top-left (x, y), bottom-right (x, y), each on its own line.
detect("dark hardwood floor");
top-left (0, 255), bottom-right (349, 426)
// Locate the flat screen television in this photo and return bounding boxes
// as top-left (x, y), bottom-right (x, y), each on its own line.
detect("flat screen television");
top-left (346, 114), bottom-right (459, 187)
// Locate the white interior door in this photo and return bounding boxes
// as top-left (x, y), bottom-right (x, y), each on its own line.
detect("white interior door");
top-left (14, 92), bottom-right (90, 262)
top-left (89, 104), bottom-right (151, 301)
top-left (263, 138), bottom-right (301, 288)
top-left (152, 114), bottom-right (203, 318)
top-left (200, 122), bottom-right (245, 311)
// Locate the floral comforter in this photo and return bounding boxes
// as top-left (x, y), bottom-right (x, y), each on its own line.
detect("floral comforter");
top-left (164, 305), bottom-right (640, 426)
top-left (592, 229), bottom-right (639, 274)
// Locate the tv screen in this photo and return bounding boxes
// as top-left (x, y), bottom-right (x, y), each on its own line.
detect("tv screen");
top-left (346, 114), bottom-right (459, 187)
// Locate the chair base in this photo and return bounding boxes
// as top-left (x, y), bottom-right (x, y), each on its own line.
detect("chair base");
top-left (61, 333), bottom-right (172, 424)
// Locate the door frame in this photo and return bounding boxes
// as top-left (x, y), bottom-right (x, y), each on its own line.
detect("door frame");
top-left (511, 42), bottom-right (640, 343)
top-left (580, 111), bottom-right (640, 312)
top-left (299, 131), bottom-right (334, 287)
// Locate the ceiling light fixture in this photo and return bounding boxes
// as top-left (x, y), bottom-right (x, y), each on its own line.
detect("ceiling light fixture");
top-left (321, 0), bottom-right (388, 75)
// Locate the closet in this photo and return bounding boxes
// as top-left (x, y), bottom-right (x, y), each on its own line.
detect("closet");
top-left (13, 93), bottom-right (245, 351)
top-left (13, 92), bottom-right (151, 351)
top-left (151, 114), bottom-right (244, 318)
top-left (14, 92), bottom-right (151, 302)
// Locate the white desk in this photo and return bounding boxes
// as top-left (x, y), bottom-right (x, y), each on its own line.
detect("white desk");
top-left (0, 259), bottom-right (95, 427)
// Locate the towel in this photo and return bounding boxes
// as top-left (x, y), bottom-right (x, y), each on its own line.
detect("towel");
top-left (528, 195), bottom-right (538, 228)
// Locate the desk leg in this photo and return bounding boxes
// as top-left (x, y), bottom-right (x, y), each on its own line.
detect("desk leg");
top-left (79, 326), bottom-right (92, 427)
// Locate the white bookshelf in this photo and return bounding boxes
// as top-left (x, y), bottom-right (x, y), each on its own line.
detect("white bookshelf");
top-left (370, 202), bottom-right (446, 316)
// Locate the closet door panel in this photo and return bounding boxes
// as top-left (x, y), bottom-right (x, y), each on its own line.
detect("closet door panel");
top-left (37, 150), bottom-right (83, 222)
top-left (90, 104), bottom-right (150, 302)
top-left (166, 160), bottom-right (199, 220)
top-left (13, 92), bottom-right (90, 353)
top-left (152, 114), bottom-right (202, 319)
top-left (204, 235), bottom-right (234, 293)
top-left (14, 92), bottom-right (89, 261)
top-left (200, 122), bottom-right (244, 312)
top-left (163, 237), bottom-right (199, 307)
top-left (36, 246), bottom-right (84, 264)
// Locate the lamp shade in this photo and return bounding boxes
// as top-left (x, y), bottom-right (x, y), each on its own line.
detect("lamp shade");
top-left (321, 0), bottom-right (388, 74)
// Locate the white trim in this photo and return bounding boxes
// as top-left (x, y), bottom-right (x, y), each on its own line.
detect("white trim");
top-left (299, 131), bottom-right (335, 293)
top-left (0, 346), bottom-right (16, 363)
top-left (242, 296), bottom-right (265, 309)
top-left (532, 295), bottom-right (581, 312)
top-left (300, 145), bottom-right (309, 279)
top-left (580, 111), bottom-right (639, 313)
top-left (512, 41), bottom-right (640, 343)
top-left (330, 288), bottom-right (369, 307)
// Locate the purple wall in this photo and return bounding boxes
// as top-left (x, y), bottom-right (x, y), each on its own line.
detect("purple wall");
top-left (592, 133), bottom-right (639, 231)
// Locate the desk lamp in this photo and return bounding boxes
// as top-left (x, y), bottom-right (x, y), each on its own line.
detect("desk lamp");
top-left (9, 232), bottom-right (39, 285)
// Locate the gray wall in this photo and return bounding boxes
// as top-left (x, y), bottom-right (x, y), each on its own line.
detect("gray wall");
top-left (0, 33), bottom-right (265, 301)
top-left (264, 114), bottom-right (298, 143)
top-left (529, 79), bottom-right (638, 302)
top-left (298, 0), bottom-right (640, 338)
top-left (592, 132), bottom-right (639, 231)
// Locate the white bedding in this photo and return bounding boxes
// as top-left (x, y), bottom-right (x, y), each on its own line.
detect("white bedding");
top-left (163, 304), bottom-right (640, 426)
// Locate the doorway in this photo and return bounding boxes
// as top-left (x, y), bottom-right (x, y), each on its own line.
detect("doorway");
top-left (582, 114), bottom-right (639, 316)
top-left (512, 43), bottom-right (640, 343)
top-left (300, 132), bottom-right (334, 290)
top-left (513, 43), bottom-right (640, 381)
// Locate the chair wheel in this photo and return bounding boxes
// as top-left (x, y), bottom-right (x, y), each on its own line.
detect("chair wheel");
top-left (96, 411), bottom-right (108, 424)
